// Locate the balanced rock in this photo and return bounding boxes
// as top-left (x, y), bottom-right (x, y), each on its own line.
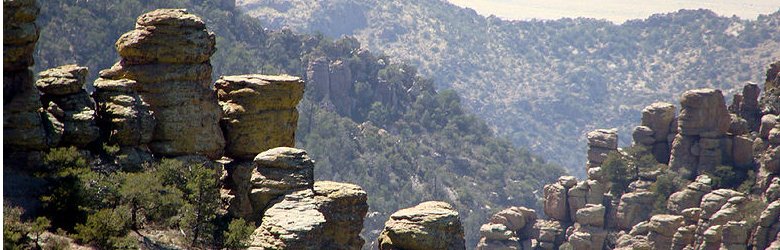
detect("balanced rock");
top-left (36, 65), bottom-right (99, 147)
top-left (101, 9), bottom-right (224, 158)
top-left (216, 74), bottom-right (304, 160)
top-left (378, 201), bottom-right (465, 250)
top-left (244, 147), bottom-right (314, 220)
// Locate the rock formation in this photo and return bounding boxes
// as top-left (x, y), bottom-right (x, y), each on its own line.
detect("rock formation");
top-left (226, 147), bottom-right (314, 221)
top-left (4, 0), bottom-right (53, 150)
top-left (669, 88), bottom-right (730, 178)
top-left (476, 206), bottom-right (538, 250)
top-left (216, 74), bottom-right (304, 160)
top-left (305, 57), bottom-right (355, 116)
top-left (99, 8), bottom-right (224, 159)
top-left (249, 181), bottom-right (367, 250)
top-left (633, 102), bottom-right (676, 163)
top-left (378, 201), bottom-right (466, 250)
top-left (36, 65), bottom-right (99, 147)
top-left (586, 129), bottom-right (618, 182)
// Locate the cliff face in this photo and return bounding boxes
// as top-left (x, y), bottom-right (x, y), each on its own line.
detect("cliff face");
top-left (474, 61), bottom-right (780, 250)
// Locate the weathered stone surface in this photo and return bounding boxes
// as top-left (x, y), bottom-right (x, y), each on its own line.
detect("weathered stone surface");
top-left (535, 220), bottom-right (566, 249)
top-left (766, 177), bottom-right (780, 202)
top-left (92, 78), bottom-right (155, 146)
top-left (575, 204), bottom-right (605, 227)
top-left (632, 126), bottom-right (655, 145)
top-left (732, 135), bottom-right (754, 167)
top-left (667, 175), bottom-right (712, 214)
top-left (753, 200), bottom-right (780, 250)
top-left (614, 233), bottom-right (651, 250)
top-left (480, 223), bottom-right (514, 241)
top-left (677, 88), bottom-right (730, 136)
top-left (378, 201), bottom-right (465, 250)
top-left (699, 189), bottom-right (743, 220)
top-left (246, 147), bottom-right (314, 220)
top-left (760, 114), bottom-right (778, 139)
top-left (104, 9), bottom-right (224, 158)
top-left (313, 181), bottom-right (368, 250)
top-left (641, 102), bottom-right (676, 141)
top-left (616, 191), bottom-right (655, 230)
top-left (250, 189), bottom-right (325, 250)
top-left (544, 182), bottom-right (569, 222)
top-left (587, 129), bottom-right (619, 149)
top-left (3, 0), bottom-right (39, 71)
top-left (760, 61), bottom-right (780, 115)
top-left (36, 65), bottom-right (99, 147)
top-left (478, 207), bottom-right (537, 249)
top-left (216, 74), bottom-right (304, 160)
top-left (670, 225), bottom-right (695, 250)
top-left (648, 214), bottom-right (684, 237)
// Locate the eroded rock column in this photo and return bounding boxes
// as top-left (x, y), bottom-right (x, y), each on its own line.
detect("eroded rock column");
top-left (36, 65), bottom-right (99, 147)
top-left (669, 89), bottom-right (730, 178)
top-left (216, 74), bottom-right (304, 160)
top-left (99, 9), bottom-right (224, 158)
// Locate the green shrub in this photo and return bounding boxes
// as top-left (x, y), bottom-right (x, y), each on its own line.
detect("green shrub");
top-left (602, 151), bottom-right (632, 195)
top-left (650, 169), bottom-right (688, 214)
top-left (119, 172), bottom-right (183, 228)
top-left (74, 206), bottom-right (133, 249)
top-left (223, 218), bottom-right (254, 249)
top-left (3, 205), bottom-right (52, 250)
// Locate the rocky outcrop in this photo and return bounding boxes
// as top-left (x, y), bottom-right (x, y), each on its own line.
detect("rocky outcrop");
top-left (305, 57), bottom-right (355, 116)
top-left (634, 102), bottom-right (676, 163)
top-left (752, 200), bottom-right (780, 250)
top-left (669, 88), bottom-right (730, 178)
top-left (666, 175), bottom-right (712, 214)
top-left (615, 191), bottom-right (654, 230)
top-left (36, 65), bottom-right (99, 147)
top-left (4, 0), bottom-right (53, 150)
top-left (476, 207), bottom-right (537, 250)
top-left (534, 220), bottom-right (566, 250)
top-left (543, 176), bottom-right (578, 222)
top-left (227, 147), bottom-right (314, 221)
top-left (216, 74), bottom-right (304, 160)
top-left (378, 201), bottom-right (465, 250)
top-left (249, 181), bottom-right (368, 250)
top-left (99, 9), bottom-right (224, 158)
top-left (760, 61), bottom-right (780, 115)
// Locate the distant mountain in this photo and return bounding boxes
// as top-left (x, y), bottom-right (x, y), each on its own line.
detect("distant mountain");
top-left (240, 0), bottom-right (780, 175)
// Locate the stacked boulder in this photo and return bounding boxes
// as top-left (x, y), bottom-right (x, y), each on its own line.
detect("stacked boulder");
top-left (632, 102), bottom-right (676, 163)
top-left (227, 147), bottom-right (314, 221)
top-left (543, 176), bottom-right (578, 223)
top-left (567, 204), bottom-right (608, 250)
top-left (241, 147), bottom-right (367, 249)
top-left (36, 65), bottom-right (99, 147)
top-left (586, 129), bottom-right (618, 182)
top-left (476, 206), bottom-right (538, 249)
top-left (215, 74), bottom-right (304, 160)
top-left (669, 88), bottom-right (731, 178)
top-left (99, 8), bottom-right (224, 159)
top-left (4, 0), bottom-right (53, 150)
top-left (377, 201), bottom-right (466, 250)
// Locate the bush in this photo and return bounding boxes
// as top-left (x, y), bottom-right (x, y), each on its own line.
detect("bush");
top-left (119, 172), bottom-right (183, 228)
top-left (223, 218), bottom-right (254, 249)
top-left (649, 169), bottom-right (688, 214)
top-left (602, 151), bottom-right (632, 195)
top-left (74, 206), bottom-right (133, 249)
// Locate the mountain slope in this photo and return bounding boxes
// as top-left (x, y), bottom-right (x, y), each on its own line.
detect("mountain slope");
top-left (33, 0), bottom-right (564, 246)
top-left (240, 0), bottom-right (780, 175)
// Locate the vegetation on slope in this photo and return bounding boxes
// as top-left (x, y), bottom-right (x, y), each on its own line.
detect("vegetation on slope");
top-left (31, 0), bottom-right (565, 246)
top-left (242, 0), bottom-right (780, 174)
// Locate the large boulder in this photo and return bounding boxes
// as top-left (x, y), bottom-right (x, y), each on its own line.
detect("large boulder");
top-left (676, 88), bottom-right (730, 136)
top-left (666, 175), bottom-right (712, 214)
top-left (647, 214), bottom-right (684, 250)
top-left (216, 74), bottom-right (304, 160)
top-left (378, 201), bottom-right (465, 250)
top-left (616, 191), bottom-right (655, 230)
top-left (245, 147), bottom-right (314, 220)
top-left (313, 181), bottom-right (368, 250)
top-left (544, 182), bottom-right (569, 222)
top-left (36, 65), bottom-right (99, 147)
top-left (101, 9), bottom-right (224, 159)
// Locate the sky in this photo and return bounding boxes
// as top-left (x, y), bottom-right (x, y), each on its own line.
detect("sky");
top-left (446, 0), bottom-right (780, 23)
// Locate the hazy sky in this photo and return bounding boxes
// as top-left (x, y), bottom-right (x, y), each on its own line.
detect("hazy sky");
top-left (447, 0), bottom-right (780, 23)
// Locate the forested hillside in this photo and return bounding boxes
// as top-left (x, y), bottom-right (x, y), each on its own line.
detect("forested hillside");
top-left (33, 0), bottom-right (564, 246)
top-left (241, 0), bottom-right (780, 175)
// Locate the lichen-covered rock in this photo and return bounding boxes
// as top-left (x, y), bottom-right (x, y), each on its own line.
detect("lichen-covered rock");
top-left (92, 78), bottom-right (155, 146)
top-left (250, 189), bottom-right (325, 250)
top-left (313, 181), bottom-right (368, 250)
top-left (244, 147), bottom-right (314, 221)
top-left (216, 74), bottom-right (304, 160)
top-left (248, 181), bottom-right (367, 250)
top-left (102, 9), bottom-right (224, 158)
top-left (3, 0), bottom-right (40, 71)
top-left (36, 65), bottom-right (99, 147)
top-left (378, 201), bottom-right (465, 250)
